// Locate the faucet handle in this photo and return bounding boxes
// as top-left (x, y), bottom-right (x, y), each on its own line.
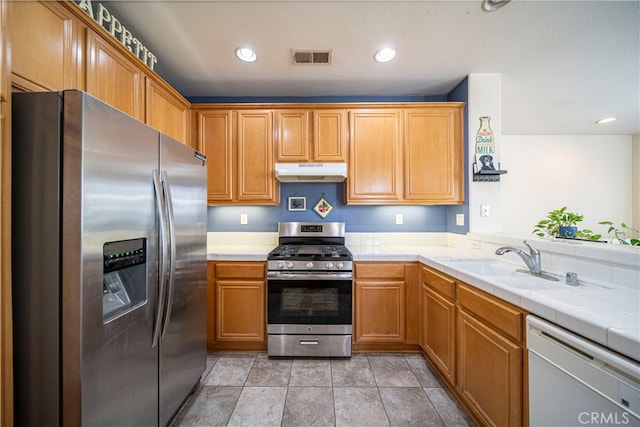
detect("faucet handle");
top-left (523, 240), bottom-right (539, 255)
top-left (565, 272), bottom-right (579, 286)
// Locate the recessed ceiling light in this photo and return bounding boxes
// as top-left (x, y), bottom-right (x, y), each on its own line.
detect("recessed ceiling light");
top-left (596, 117), bottom-right (617, 124)
top-left (374, 48), bottom-right (396, 63)
top-left (481, 0), bottom-right (511, 12)
top-left (235, 47), bottom-right (257, 63)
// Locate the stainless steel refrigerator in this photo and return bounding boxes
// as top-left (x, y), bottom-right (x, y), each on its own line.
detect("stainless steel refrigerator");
top-left (12, 90), bottom-right (208, 426)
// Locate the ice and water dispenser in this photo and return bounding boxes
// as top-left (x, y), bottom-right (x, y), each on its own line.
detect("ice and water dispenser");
top-left (103, 238), bottom-right (147, 322)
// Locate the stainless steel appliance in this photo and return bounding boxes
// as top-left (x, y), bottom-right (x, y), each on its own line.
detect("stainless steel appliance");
top-left (12, 91), bottom-right (208, 426)
top-left (267, 222), bottom-right (353, 357)
top-left (527, 315), bottom-right (640, 426)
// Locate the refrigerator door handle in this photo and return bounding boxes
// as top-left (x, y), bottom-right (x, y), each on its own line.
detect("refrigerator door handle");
top-left (152, 169), bottom-right (169, 348)
top-left (160, 171), bottom-right (177, 339)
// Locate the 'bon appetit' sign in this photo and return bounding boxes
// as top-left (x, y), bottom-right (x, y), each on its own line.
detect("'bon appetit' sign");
top-left (75, 0), bottom-right (158, 70)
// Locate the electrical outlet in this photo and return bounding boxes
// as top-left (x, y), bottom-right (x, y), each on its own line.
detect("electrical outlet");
top-left (456, 214), bottom-right (465, 226)
top-left (240, 214), bottom-right (248, 225)
top-left (481, 204), bottom-right (490, 217)
top-left (471, 240), bottom-right (481, 249)
top-left (395, 214), bottom-right (403, 225)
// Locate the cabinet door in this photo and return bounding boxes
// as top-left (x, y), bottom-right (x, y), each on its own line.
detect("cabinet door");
top-left (237, 110), bottom-right (279, 204)
top-left (275, 110), bottom-right (309, 162)
top-left (355, 280), bottom-right (405, 343)
top-left (313, 109), bottom-right (347, 162)
top-left (347, 109), bottom-right (402, 203)
top-left (421, 284), bottom-right (456, 383)
top-left (86, 30), bottom-right (144, 120)
top-left (404, 107), bottom-right (463, 203)
top-left (457, 310), bottom-right (523, 427)
top-left (216, 280), bottom-right (266, 342)
top-left (145, 77), bottom-right (189, 145)
top-left (198, 110), bottom-right (234, 203)
top-left (11, 1), bottom-right (81, 91)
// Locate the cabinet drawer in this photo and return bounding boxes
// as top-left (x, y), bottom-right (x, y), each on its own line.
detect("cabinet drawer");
top-left (457, 283), bottom-right (525, 343)
top-left (421, 266), bottom-right (455, 299)
top-left (215, 262), bottom-right (265, 279)
top-left (355, 263), bottom-right (405, 279)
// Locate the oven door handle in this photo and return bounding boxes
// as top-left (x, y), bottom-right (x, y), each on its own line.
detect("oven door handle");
top-left (267, 272), bottom-right (353, 280)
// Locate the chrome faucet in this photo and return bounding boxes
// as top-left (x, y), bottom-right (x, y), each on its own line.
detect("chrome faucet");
top-left (495, 240), bottom-right (542, 274)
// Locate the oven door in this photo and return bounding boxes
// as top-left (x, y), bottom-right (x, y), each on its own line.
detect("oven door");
top-left (267, 274), bottom-right (352, 328)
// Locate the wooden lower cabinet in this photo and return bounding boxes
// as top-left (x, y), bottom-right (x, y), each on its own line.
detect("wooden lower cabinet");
top-left (419, 266), bottom-right (527, 427)
top-left (457, 310), bottom-right (523, 427)
top-left (353, 262), bottom-right (419, 351)
top-left (207, 261), bottom-right (267, 351)
top-left (420, 266), bottom-right (456, 384)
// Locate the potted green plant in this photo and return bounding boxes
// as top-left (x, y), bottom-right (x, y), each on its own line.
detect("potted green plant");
top-left (532, 207), bottom-right (601, 240)
top-left (599, 221), bottom-right (640, 246)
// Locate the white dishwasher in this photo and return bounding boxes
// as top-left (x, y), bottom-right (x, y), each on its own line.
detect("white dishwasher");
top-left (527, 315), bottom-right (640, 427)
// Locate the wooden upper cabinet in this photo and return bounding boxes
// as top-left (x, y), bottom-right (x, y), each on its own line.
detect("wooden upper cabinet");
top-left (236, 110), bottom-right (279, 204)
top-left (198, 110), bottom-right (234, 204)
top-left (275, 110), bottom-right (309, 162)
top-left (346, 104), bottom-right (464, 205)
top-left (275, 109), bottom-right (347, 163)
top-left (10, 1), bottom-right (81, 92)
top-left (347, 109), bottom-right (403, 203)
top-left (86, 29), bottom-right (144, 121)
top-left (145, 78), bottom-right (190, 146)
top-left (313, 109), bottom-right (347, 162)
top-left (196, 108), bottom-right (279, 206)
top-left (404, 106), bottom-right (463, 204)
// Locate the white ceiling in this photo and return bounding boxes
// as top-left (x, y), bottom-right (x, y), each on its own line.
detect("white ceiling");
top-left (106, 0), bottom-right (639, 135)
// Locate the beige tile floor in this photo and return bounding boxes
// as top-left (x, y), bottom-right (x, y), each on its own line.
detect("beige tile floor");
top-left (171, 352), bottom-right (474, 427)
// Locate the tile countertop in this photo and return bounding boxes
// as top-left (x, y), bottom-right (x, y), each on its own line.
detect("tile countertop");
top-left (207, 242), bottom-right (640, 363)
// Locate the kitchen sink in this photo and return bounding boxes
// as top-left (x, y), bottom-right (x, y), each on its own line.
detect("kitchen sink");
top-left (491, 275), bottom-right (573, 291)
top-left (443, 260), bottom-right (521, 276)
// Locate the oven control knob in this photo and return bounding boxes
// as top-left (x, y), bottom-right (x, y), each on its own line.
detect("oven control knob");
top-left (305, 262), bottom-right (314, 269)
top-left (325, 262), bottom-right (334, 269)
top-left (286, 262), bottom-right (294, 269)
top-left (336, 262), bottom-right (344, 269)
top-left (277, 262), bottom-right (285, 270)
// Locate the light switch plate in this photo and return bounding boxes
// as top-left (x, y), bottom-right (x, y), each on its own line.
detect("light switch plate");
top-left (456, 214), bottom-right (465, 226)
top-left (240, 214), bottom-right (248, 225)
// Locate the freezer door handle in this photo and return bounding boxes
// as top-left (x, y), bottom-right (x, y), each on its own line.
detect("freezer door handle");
top-left (160, 171), bottom-right (177, 339)
top-left (152, 169), bottom-right (169, 348)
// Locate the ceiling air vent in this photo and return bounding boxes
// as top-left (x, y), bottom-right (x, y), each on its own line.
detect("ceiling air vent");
top-left (292, 49), bottom-right (332, 65)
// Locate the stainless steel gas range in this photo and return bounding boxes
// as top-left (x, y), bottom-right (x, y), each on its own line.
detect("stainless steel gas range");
top-left (267, 222), bottom-right (352, 357)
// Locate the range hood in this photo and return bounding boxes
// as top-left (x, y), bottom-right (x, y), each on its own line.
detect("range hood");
top-left (275, 163), bottom-right (347, 182)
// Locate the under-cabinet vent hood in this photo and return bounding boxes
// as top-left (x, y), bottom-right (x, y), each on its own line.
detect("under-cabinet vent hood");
top-left (275, 163), bottom-right (347, 182)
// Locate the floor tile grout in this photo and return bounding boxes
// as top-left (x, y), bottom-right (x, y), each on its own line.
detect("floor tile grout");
top-left (172, 352), bottom-right (473, 427)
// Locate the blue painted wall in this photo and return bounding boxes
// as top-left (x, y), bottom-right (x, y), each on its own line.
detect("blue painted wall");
top-left (202, 91), bottom-right (469, 233)
top-left (208, 182), bottom-right (448, 232)
top-left (446, 77), bottom-right (470, 235)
